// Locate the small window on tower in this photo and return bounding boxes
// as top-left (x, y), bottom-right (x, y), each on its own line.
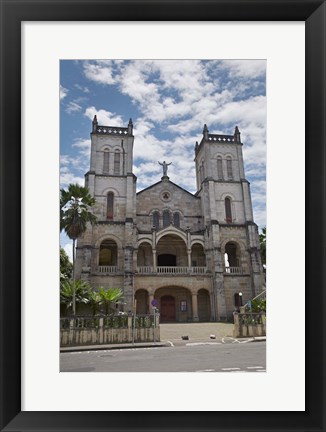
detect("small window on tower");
top-left (226, 157), bottom-right (233, 179)
top-left (225, 197), bottom-right (232, 223)
top-left (217, 156), bottom-right (223, 179)
top-left (114, 150), bottom-right (120, 174)
top-left (103, 150), bottom-right (110, 174)
top-left (107, 192), bottom-right (114, 220)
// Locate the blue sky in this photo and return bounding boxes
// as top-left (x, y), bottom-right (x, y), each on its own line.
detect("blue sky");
top-left (60, 60), bottom-right (266, 259)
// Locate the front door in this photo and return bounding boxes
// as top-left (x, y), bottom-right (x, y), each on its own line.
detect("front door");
top-left (160, 295), bottom-right (176, 322)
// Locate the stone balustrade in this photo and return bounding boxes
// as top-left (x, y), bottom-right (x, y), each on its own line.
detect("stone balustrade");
top-left (224, 266), bottom-right (243, 274)
top-left (136, 266), bottom-right (208, 275)
top-left (98, 265), bottom-right (118, 273)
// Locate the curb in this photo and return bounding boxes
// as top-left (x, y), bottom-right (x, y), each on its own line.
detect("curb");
top-left (60, 342), bottom-right (169, 353)
top-left (252, 337), bottom-right (266, 342)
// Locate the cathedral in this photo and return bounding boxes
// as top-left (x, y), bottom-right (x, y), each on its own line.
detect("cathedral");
top-left (75, 115), bottom-right (265, 322)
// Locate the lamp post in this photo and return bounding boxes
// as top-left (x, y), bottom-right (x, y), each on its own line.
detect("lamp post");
top-left (239, 292), bottom-right (243, 311)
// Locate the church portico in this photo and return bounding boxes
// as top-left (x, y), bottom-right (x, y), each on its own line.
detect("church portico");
top-left (134, 279), bottom-right (213, 322)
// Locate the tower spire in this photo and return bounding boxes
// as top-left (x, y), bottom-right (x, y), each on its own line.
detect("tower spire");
top-left (128, 118), bottom-right (133, 135)
top-left (234, 126), bottom-right (241, 143)
top-left (203, 124), bottom-right (209, 140)
top-left (92, 115), bottom-right (98, 132)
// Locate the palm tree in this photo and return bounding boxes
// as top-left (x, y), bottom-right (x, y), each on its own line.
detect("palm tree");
top-left (98, 287), bottom-right (124, 315)
top-left (60, 279), bottom-right (91, 315)
top-left (60, 184), bottom-right (97, 315)
top-left (87, 290), bottom-right (101, 316)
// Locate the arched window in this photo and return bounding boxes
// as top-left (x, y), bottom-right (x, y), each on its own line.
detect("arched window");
top-left (163, 210), bottom-right (170, 227)
top-left (99, 240), bottom-right (117, 266)
top-left (103, 150), bottom-right (110, 174)
top-left (114, 150), bottom-right (120, 174)
top-left (226, 157), bottom-right (233, 179)
top-left (173, 212), bottom-right (180, 228)
top-left (225, 197), bottom-right (232, 223)
top-left (107, 192), bottom-right (114, 220)
top-left (152, 211), bottom-right (160, 230)
top-left (217, 156), bottom-right (223, 180)
top-left (225, 242), bottom-right (239, 267)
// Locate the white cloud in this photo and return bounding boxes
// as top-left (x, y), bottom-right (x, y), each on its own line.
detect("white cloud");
top-left (60, 171), bottom-right (84, 188)
top-left (60, 139), bottom-right (91, 188)
top-left (72, 138), bottom-right (91, 158)
top-left (216, 96), bottom-right (266, 126)
top-left (66, 101), bottom-right (82, 114)
top-left (83, 62), bottom-right (116, 85)
top-left (220, 60), bottom-right (266, 79)
top-left (74, 84), bottom-right (90, 93)
top-left (60, 85), bottom-right (68, 100)
top-left (84, 106), bottom-right (124, 126)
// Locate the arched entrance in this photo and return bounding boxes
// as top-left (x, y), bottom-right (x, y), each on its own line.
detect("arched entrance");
top-left (197, 289), bottom-right (211, 321)
top-left (155, 287), bottom-right (192, 322)
top-left (160, 295), bottom-right (176, 322)
top-left (156, 234), bottom-right (188, 268)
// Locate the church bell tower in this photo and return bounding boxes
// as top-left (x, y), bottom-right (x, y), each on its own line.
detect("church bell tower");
top-left (195, 124), bottom-right (264, 320)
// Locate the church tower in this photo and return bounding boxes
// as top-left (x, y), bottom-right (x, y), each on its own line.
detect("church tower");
top-left (75, 116), bottom-right (137, 312)
top-left (195, 125), bottom-right (264, 320)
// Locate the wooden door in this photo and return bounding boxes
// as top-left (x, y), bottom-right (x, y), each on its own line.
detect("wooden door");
top-left (160, 295), bottom-right (176, 322)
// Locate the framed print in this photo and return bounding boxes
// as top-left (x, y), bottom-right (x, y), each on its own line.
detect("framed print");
top-left (1, 0), bottom-right (325, 431)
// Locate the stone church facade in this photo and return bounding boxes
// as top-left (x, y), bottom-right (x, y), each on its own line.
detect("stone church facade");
top-left (75, 115), bottom-right (265, 321)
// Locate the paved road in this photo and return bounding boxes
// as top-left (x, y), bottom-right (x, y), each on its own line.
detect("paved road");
top-left (60, 341), bottom-right (266, 373)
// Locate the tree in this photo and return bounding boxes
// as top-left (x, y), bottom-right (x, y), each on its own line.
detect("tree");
top-left (98, 287), bottom-right (124, 315)
top-left (60, 184), bottom-right (97, 315)
top-left (60, 247), bottom-right (72, 285)
top-left (60, 279), bottom-right (90, 315)
top-left (87, 290), bottom-right (101, 316)
top-left (259, 227), bottom-right (266, 269)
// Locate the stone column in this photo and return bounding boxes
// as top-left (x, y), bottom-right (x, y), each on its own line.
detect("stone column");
top-left (152, 228), bottom-right (157, 271)
top-left (153, 249), bottom-right (157, 271)
top-left (192, 293), bottom-right (199, 322)
top-left (149, 294), bottom-right (154, 309)
top-left (187, 250), bottom-right (192, 269)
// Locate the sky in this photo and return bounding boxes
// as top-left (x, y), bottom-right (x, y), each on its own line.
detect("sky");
top-left (60, 60), bottom-right (266, 260)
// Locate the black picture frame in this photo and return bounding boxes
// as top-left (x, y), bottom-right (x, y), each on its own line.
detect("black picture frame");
top-left (0, 1), bottom-right (325, 431)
